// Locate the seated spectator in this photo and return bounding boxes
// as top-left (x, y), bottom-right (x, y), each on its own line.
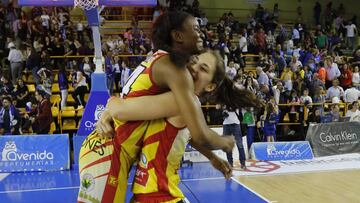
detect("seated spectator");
top-left (36, 67), bottom-right (52, 97)
top-left (345, 101), bottom-right (360, 121)
top-left (13, 78), bottom-right (30, 108)
top-left (327, 103), bottom-right (341, 122)
top-left (307, 108), bottom-right (322, 124)
top-left (0, 76), bottom-right (14, 96)
top-left (344, 86), bottom-right (360, 103)
top-left (0, 96), bottom-right (21, 135)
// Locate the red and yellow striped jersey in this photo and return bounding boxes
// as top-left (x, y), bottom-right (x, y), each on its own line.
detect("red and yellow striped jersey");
top-left (131, 119), bottom-right (191, 203)
top-left (78, 50), bottom-right (169, 203)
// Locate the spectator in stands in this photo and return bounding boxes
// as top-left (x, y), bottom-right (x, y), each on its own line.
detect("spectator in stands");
top-left (309, 73), bottom-right (325, 97)
top-left (58, 66), bottom-right (69, 109)
top-left (345, 21), bottom-right (357, 51)
top-left (265, 30), bottom-right (275, 54)
top-left (288, 90), bottom-right (300, 122)
top-left (328, 102), bottom-right (340, 122)
top-left (274, 51), bottom-right (286, 76)
top-left (27, 90), bottom-right (52, 134)
top-left (300, 88), bottom-right (313, 123)
top-left (315, 30), bottom-right (327, 50)
top-left (14, 78), bottom-right (29, 108)
top-left (113, 56), bottom-right (122, 93)
top-left (326, 79), bottom-right (344, 101)
top-left (225, 60), bottom-right (237, 80)
top-left (289, 56), bottom-right (302, 73)
top-left (37, 67), bottom-right (52, 97)
top-left (292, 25), bottom-right (300, 46)
top-left (308, 108), bottom-right (322, 124)
top-left (8, 42), bottom-right (23, 84)
top-left (352, 66), bottom-right (360, 88)
top-left (280, 66), bottom-right (293, 91)
top-left (344, 85), bottom-right (360, 103)
top-left (80, 57), bottom-right (94, 91)
top-left (324, 57), bottom-right (341, 88)
top-left (238, 31), bottom-right (248, 68)
top-left (345, 101), bottom-right (360, 121)
top-left (0, 76), bottom-right (13, 96)
top-left (71, 67), bottom-right (87, 109)
top-left (26, 46), bottom-right (41, 85)
top-left (340, 63), bottom-right (353, 89)
top-left (120, 60), bottom-right (131, 89)
top-left (257, 66), bottom-right (269, 93)
top-left (0, 96), bottom-right (20, 135)
top-left (255, 27), bottom-right (266, 53)
top-left (105, 51), bottom-right (115, 94)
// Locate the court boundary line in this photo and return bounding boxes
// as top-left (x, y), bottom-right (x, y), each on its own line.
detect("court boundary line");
top-left (0, 186), bottom-right (80, 194)
top-left (231, 177), bottom-right (273, 203)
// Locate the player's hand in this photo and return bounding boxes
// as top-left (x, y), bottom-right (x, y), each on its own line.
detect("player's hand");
top-left (96, 110), bottom-right (115, 138)
top-left (221, 136), bottom-right (235, 153)
top-left (210, 156), bottom-right (232, 179)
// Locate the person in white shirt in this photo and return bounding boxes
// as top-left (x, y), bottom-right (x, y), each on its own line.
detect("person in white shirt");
top-left (326, 79), bottom-right (344, 100)
top-left (113, 56), bottom-right (122, 92)
top-left (7, 44), bottom-right (23, 84)
top-left (300, 88), bottom-right (313, 122)
top-left (345, 101), bottom-right (360, 121)
top-left (40, 11), bottom-right (50, 30)
top-left (292, 26), bottom-right (300, 46)
top-left (239, 31), bottom-right (248, 66)
top-left (352, 66), bottom-right (360, 88)
top-left (216, 105), bottom-right (246, 169)
top-left (226, 60), bottom-right (237, 80)
top-left (120, 61), bottom-right (131, 89)
top-left (345, 21), bottom-right (357, 51)
top-left (344, 86), bottom-right (360, 103)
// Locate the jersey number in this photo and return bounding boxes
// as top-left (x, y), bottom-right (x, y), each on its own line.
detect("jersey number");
top-left (121, 65), bottom-right (146, 97)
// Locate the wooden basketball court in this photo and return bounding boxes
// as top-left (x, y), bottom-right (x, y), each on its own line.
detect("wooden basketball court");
top-left (234, 169), bottom-right (360, 203)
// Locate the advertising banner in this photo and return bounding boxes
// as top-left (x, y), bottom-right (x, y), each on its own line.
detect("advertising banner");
top-left (306, 122), bottom-right (360, 157)
top-left (250, 141), bottom-right (314, 161)
top-left (0, 134), bottom-right (70, 172)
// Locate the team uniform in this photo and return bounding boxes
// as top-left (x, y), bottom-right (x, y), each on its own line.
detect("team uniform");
top-left (131, 119), bottom-right (190, 203)
top-left (78, 50), bottom-right (168, 203)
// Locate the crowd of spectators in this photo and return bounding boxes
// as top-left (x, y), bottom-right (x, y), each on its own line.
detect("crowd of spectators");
top-left (0, 1), bottom-right (359, 139)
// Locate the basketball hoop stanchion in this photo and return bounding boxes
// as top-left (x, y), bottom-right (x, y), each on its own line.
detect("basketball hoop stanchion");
top-left (74, 0), bottom-right (110, 140)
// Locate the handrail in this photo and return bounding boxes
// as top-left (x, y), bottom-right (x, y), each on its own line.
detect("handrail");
top-left (50, 54), bottom-right (148, 59)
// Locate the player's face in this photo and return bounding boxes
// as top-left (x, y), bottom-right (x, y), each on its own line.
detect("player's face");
top-left (181, 17), bottom-right (203, 54)
top-left (187, 52), bottom-right (217, 96)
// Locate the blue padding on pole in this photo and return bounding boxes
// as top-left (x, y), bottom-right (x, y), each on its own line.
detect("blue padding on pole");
top-left (85, 7), bottom-right (100, 27)
top-left (76, 73), bottom-right (110, 137)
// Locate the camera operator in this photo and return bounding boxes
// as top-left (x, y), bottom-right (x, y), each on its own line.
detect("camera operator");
top-left (216, 104), bottom-right (246, 169)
